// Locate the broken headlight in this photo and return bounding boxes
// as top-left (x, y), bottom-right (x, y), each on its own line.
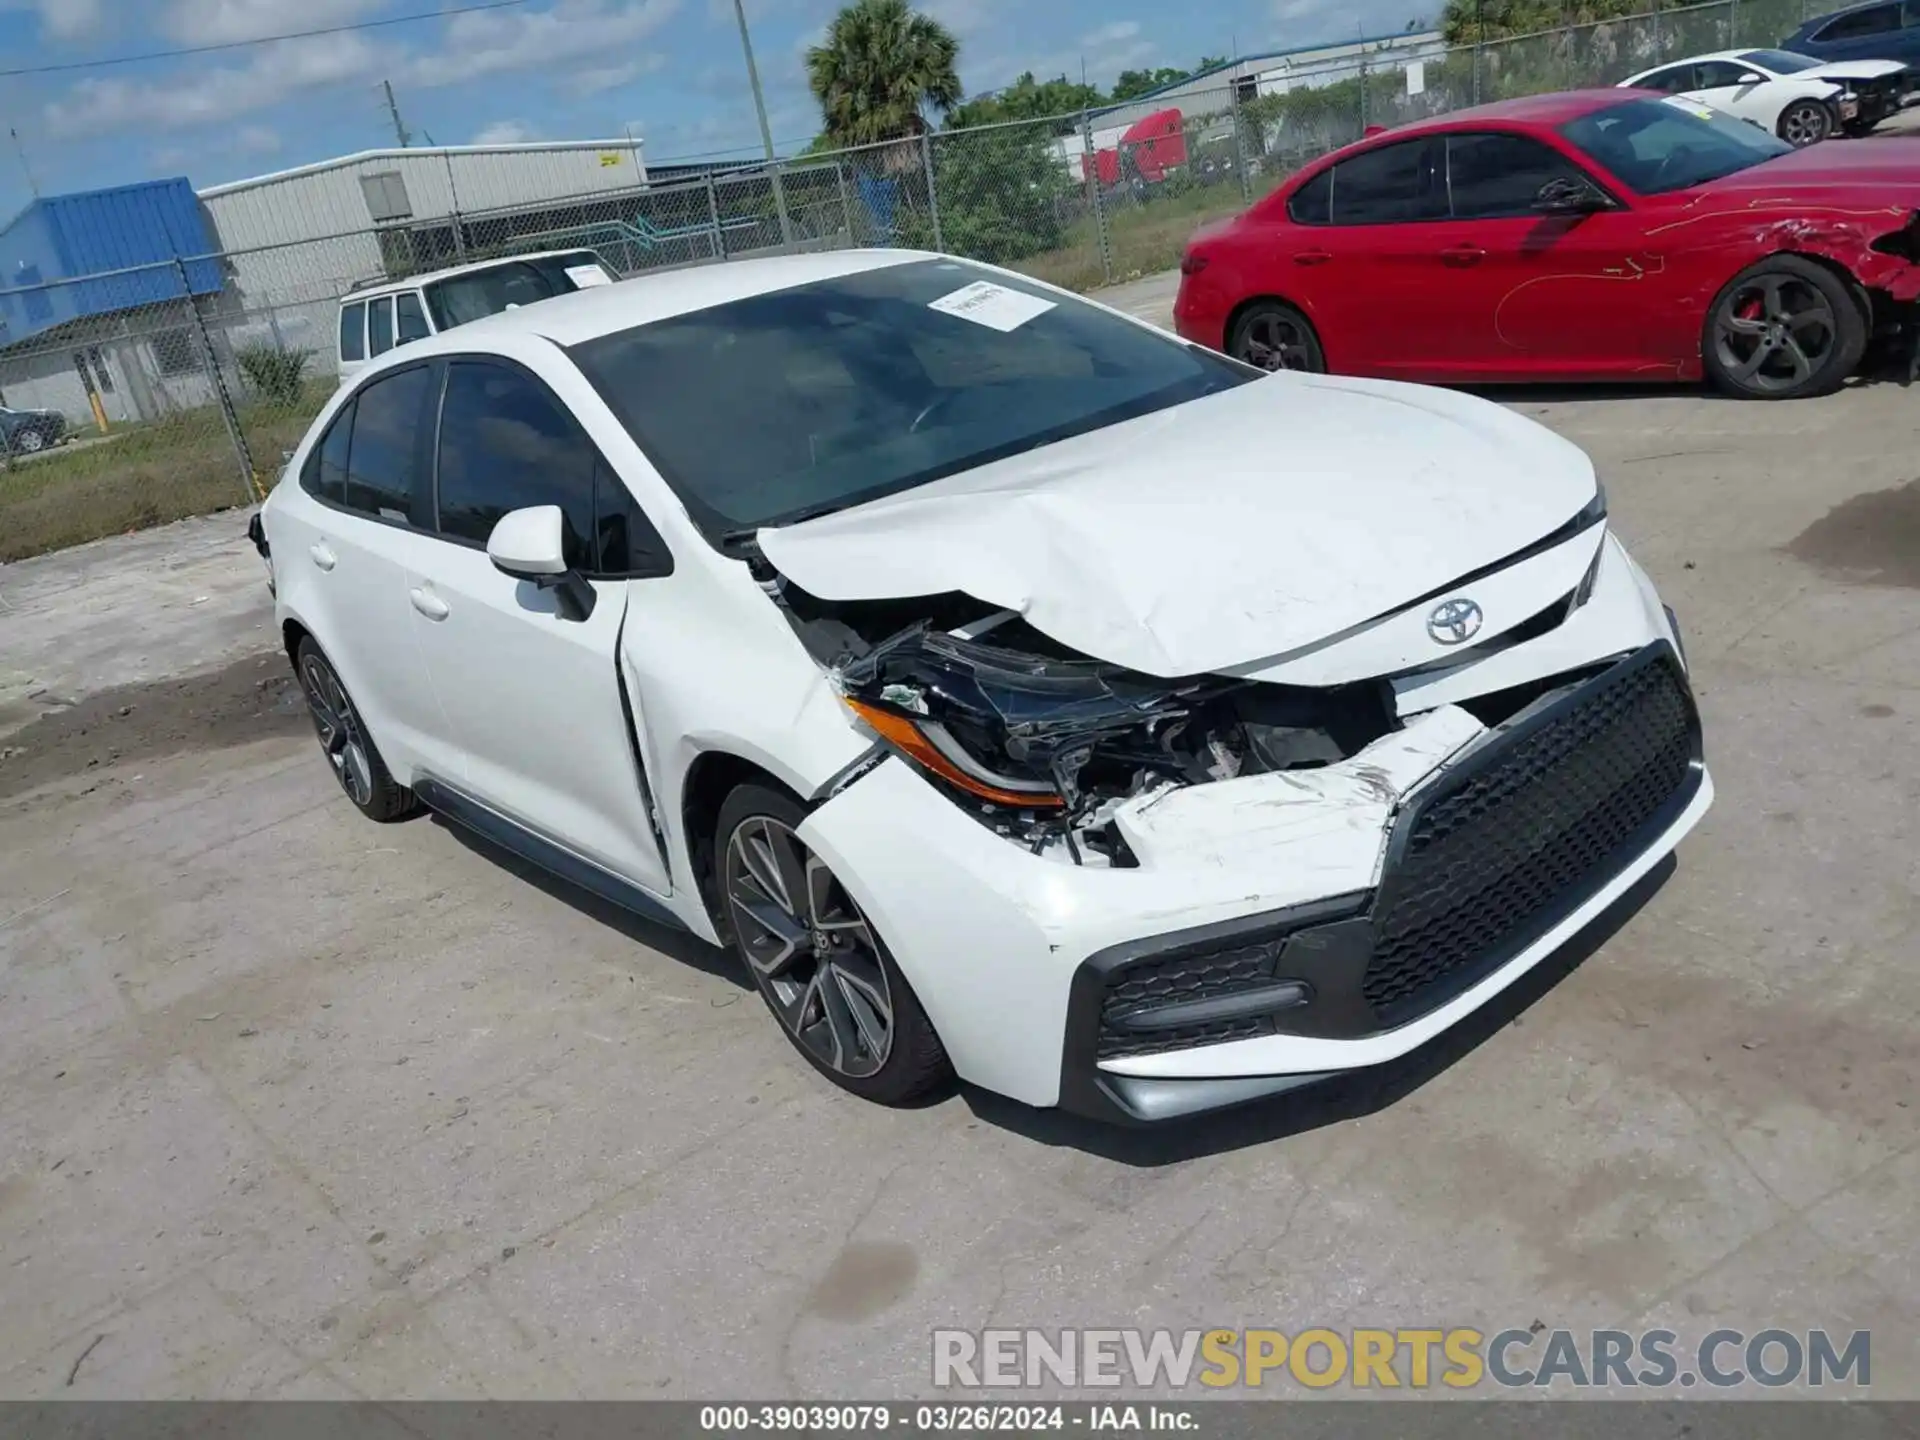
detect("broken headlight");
top-left (836, 625), bottom-right (1224, 813)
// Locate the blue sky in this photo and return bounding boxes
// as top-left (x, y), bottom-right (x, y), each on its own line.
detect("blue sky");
top-left (0, 0), bottom-right (1429, 218)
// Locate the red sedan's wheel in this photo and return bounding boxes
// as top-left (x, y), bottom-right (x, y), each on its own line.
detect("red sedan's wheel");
top-left (1703, 255), bottom-right (1865, 400)
top-left (1228, 301), bottom-right (1325, 374)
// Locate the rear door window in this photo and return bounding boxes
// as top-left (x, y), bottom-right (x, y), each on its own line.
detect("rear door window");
top-left (1328, 138), bottom-right (1445, 224)
top-left (368, 295), bottom-right (395, 357)
top-left (339, 302), bottom-right (366, 363)
top-left (341, 365), bottom-right (434, 524)
top-left (1634, 65), bottom-right (1695, 93)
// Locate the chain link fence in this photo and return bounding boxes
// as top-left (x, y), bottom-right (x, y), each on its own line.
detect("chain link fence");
top-left (0, 0), bottom-right (1875, 559)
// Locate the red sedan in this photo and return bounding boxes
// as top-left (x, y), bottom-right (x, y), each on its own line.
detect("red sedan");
top-left (1174, 89), bottom-right (1920, 399)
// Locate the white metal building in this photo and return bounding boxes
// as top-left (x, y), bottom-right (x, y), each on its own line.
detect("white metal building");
top-left (197, 138), bottom-right (649, 358)
top-left (1055, 31), bottom-right (1448, 170)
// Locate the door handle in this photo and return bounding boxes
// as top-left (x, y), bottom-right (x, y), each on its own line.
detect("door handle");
top-left (1441, 243), bottom-right (1486, 267)
top-left (1293, 249), bottom-right (1334, 265)
top-left (409, 587), bottom-right (450, 621)
top-left (309, 542), bottom-right (336, 571)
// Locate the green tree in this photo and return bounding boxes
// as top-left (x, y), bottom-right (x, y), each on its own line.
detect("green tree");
top-left (948, 72), bottom-right (1103, 132)
top-left (1439, 0), bottom-right (1644, 44)
top-left (1110, 65), bottom-right (1199, 100)
top-left (807, 0), bottom-right (963, 146)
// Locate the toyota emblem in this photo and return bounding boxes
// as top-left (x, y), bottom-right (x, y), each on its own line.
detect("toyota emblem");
top-left (1426, 598), bottom-right (1484, 646)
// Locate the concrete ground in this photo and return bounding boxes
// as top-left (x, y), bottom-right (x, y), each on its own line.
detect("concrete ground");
top-left (1, 276), bottom-right (1917, 1401)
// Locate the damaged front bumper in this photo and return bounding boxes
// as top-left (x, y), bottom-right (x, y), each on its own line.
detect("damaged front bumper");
top-left (799, 541), bottom-right (1714, 1122)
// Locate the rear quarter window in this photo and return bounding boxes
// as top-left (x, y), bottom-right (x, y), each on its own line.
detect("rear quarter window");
top-left (1287, 168), bottom-right (1332, 224)
top-left (338, 303), bottom-right (366, 364)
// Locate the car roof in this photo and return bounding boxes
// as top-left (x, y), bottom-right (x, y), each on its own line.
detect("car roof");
top-left (1337, 88), bottom-right (1639, 143)
top-left (1799, 0), bottom-right (1892, 20)
top-left (440, 248), bottom-right (934, 348)
top-left (1630, 48), bottom-right (1768, 72)
top-left (341, 248), bottom-right (609, 299)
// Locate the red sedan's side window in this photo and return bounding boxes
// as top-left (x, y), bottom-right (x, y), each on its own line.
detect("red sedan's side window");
top-left (1324, 137), bottom-right (1447, 225)
top-left (1287, 168), bottom-right (1332, 224)
top-left (1447, 133), bottom-right (1602, 219)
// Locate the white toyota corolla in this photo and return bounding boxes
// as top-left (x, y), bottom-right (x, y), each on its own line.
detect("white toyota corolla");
top-left (254, 250), bottom-right (1712, 1124)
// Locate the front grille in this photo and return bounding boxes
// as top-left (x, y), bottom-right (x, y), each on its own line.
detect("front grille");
top-left (1096, 941), bottom-right (1287, 1060)
top-left (1081, 645), bottom-right (1699, 1063)
top-left (1363, 648), bottom-right (1696, 1023)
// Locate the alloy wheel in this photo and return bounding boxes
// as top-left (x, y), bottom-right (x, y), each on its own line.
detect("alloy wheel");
top-left (723, 816), bottom-right (894, 1079)
top-left (16, 429), bottom-right (44, 453)
top-left (1781, 103), bottom-right (1830, 147)
top-left (1237, 311), bottom-right (1317, 372)
top-left (1713, 274), bottom-right (1837, 395)
top-left (297, 652), bottom-right (375, 808)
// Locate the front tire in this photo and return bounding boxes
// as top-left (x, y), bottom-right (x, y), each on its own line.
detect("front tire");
top-left (293, 636), bottom-right (416, 821)
top-left (715, 783), bottom-right (951, 1106)
top-left (1778, 99), bottom-right (1833, 147)
top-left (1227, 300), bottom-right (1326, 373)
top-left (1703, 254), bottom-right (1865, 400)
top-left (14, 428), bottom-right (44, 454)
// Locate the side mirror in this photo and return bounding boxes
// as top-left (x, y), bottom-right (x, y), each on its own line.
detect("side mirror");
top-left (487, 505), bottom-right (595, 620)
top-left (1532, 176), bottom-right (1610, 215)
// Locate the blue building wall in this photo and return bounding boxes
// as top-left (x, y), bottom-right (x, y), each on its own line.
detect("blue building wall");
top-left (0, 178), bottom-right (222, 350)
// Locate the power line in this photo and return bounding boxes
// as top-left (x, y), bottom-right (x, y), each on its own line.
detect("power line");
top-left (0, 0), bottom-right (535, 80)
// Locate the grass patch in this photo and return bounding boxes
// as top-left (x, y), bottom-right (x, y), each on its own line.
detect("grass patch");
top-left (1011, 181), bottom-right (1262, 293)
top-left (0, 388), bottom-right (328, 565)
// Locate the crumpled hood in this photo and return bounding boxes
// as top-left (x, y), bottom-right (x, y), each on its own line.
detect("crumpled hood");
top-left (757, 372), bottom-right (1597, 678)
top-left (1797, 58), bottom-right (1908, 83)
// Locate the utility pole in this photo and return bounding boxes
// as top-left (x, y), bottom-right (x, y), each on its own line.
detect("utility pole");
top-left (383, 80), bottom-right (412, 148)
top-left (9, 126), bottom-right (38, 198)
top-left (730, 0), bottom-right (794, 247)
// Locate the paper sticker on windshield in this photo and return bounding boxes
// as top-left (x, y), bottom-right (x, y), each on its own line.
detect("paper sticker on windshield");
top-left (928, 281), bottom-right (1055, 332)
top-left (1659, 94), bottom-right (1717, 120)
top-left (565, 264), bottom-right (613, 288)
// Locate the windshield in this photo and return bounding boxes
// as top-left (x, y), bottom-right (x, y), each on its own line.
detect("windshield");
top-left (1562, 97), bottom-right (1790, 193)
top-left (1739, 48), bottom-right (1822, 72)
top-left (569, 258), bottom-right (1254, 540)
top-left (423, 250), bottom-right (613, 329)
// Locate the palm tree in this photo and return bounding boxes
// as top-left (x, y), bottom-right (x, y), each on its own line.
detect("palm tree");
top-left (806, 0), bottom-right (963, 148)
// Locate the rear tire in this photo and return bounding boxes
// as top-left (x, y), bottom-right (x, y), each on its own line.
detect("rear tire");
top-left (1227, 300), bottom-right (1326, 373)
top-left (14, 428), bottom-right (44, 454)
top-left (1777, 99), bottom-right (1833, 147)
top-left (1702, 254), bottom-right (1865, 400)
top-left (715, 782), bottom-right (951, 1106)
top-left (293, 636), bottom-right (417, 822)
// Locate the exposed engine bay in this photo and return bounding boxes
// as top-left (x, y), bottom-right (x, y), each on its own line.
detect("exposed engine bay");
top-left (769, 577), bottom-right (1422, 866)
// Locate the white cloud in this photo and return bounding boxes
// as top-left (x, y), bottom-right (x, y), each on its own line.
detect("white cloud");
top-left (471, 119), bottom-right (535, 144)
top-left (235, 124), bottom-right (281, 153)
top-left (921, 0), bottom-right (996, 38)
top-left (158, 0), bottom-right (380, 45)
top-left (574, 55), bottom-right (664, 94)
top-left (405, 0), bottom-right (680, 88)
top-left (1079, 20), bottom-right (1141, 47)
top-left (0, 0), bottom-right (105, 40)
top-left (44, 30), bottom-right (381, 138)
top-left (41, 0), bottom-right (681, 141)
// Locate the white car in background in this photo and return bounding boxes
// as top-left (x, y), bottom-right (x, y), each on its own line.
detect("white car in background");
top-left (1622, 48), bottom-right (1910, 144)
top-left (256, 250), bottom-right (1711, 1125)
top-left (336, 249), bottom-right (615, 381)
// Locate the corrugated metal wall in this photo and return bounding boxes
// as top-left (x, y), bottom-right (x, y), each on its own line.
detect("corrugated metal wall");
top-left (0, 179), bottom-right (220, 349)
top-left (200, 140), bottom-right (647, 253)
